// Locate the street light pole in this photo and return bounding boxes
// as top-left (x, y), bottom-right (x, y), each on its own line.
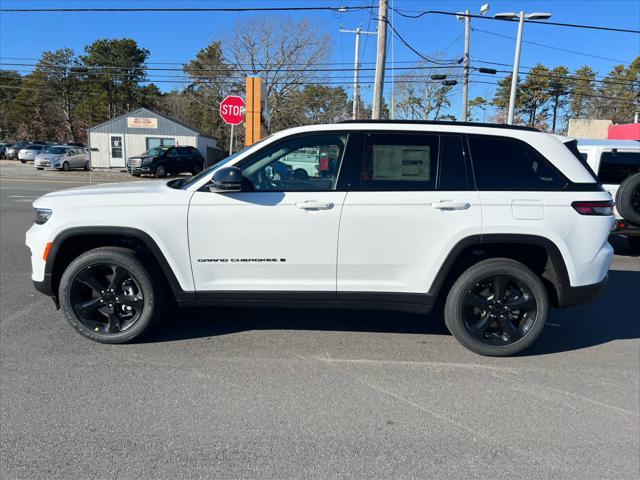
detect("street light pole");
top-left (495, 10), bottom-right (552, 124)
top-left (507, 11), bottom-right (525, 125)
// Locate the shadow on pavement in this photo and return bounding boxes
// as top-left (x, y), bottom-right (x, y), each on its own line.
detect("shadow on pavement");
top-left (142, 270), bottom-right (640, 355)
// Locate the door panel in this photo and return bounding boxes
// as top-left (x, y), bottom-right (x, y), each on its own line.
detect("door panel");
top-left (337, 132), bottom-right (482, 294)
top-left (188, 131), bottom-right (352, 293)
top-left (338, 191), bottom-right (481, 293)
top-left (188, 191), bottom-right (346, 291)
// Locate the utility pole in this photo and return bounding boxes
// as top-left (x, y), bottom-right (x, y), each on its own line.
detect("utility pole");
top-left (461, 10), bottom-right (471, 122)
top-left (341, 27), bottom-right (376, 120)
top-left (372, 0), bottom-right (388, 119)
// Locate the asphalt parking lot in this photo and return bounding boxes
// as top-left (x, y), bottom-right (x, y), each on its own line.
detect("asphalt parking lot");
top-left (1, 164), bottom-right (639, 479)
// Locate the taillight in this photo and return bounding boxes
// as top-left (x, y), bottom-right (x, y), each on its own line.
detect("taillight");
top-left (571, 201), bottom-right (614, 216)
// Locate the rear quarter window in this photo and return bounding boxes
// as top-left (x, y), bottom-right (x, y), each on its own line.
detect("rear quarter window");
top-left (468, 135), bottom-right (568, 191)
top-left (598, 150), bottom-right (640, 185)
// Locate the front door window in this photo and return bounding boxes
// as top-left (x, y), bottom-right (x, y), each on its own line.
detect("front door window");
top-left (238, 134), bottom-right (348, 191)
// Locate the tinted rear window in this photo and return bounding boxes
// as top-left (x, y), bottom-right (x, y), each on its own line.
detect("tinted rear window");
top-left (468, 135), bottom-right (567, 190)
top-left (598, 151), bottom-right (640, 185)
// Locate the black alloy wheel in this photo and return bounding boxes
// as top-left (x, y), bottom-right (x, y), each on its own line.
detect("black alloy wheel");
top-left (462, 274), bottom-right (537, 346)
top-left (70, 263), bottom-right (144, 334)
top-left (59, 247), bottom-right (163, 343)
top-left (445, 258), bottom-right (548, 356)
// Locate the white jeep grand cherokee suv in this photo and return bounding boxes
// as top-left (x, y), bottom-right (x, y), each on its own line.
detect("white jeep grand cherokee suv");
top-left (26, 121), bottom-right (615, 356)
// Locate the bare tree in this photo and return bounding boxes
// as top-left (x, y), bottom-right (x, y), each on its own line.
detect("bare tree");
top-left (225, 15), bottom-right (331, 133)
top-left (395, 65), bottom-right (457, 120)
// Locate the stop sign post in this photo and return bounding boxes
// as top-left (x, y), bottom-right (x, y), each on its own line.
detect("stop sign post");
top-left (220, 95), bottom-right (246, 155)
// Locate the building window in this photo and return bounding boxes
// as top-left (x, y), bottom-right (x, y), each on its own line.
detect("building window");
top-left (146, 137), bottom-right (176, 150)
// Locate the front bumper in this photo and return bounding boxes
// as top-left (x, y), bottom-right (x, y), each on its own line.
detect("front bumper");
top-left (127, 165), bottom-right (152, 174)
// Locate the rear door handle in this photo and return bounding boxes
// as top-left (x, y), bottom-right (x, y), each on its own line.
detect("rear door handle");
top-left (431, 200), bottom-right (471, 210)
top-left (295, 200), bottom-right (334, 210)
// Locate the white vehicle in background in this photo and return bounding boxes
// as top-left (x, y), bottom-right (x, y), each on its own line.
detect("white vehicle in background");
top-left (18, 144), bottom-right (46, 163)
top-left (577, 139), bottom-right (640, 252)
top-left (35, 145), bottom-right (91, 171)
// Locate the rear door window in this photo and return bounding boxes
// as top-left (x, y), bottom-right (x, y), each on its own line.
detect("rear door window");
top-left (356, 133), bottom-right (438, 191)
top-left (598, 150), bottom-right (640, 185)
top-left (468, 135), bottom-right (567, 190)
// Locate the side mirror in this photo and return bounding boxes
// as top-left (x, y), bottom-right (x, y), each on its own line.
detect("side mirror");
top-left (209, 166), bottom-right (243, 192)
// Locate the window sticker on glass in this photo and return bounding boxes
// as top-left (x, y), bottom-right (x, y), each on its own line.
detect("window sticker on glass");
top-left (372, 145), bottom-right (431, 181)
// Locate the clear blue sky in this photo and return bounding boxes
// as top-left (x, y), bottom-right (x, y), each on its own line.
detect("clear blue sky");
top-left (1, 0), bottom-right (639, 119)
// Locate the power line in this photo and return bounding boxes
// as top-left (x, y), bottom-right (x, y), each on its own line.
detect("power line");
top-left (471, 27), bottom-right (634, 64)
top-left (380, 19), bottom-right (462, 65)
top-left (391, 9), bottom-right (640, 34)
top-left (0, 5), bottom-right (376, 14)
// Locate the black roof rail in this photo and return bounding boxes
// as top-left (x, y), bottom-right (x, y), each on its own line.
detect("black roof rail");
top-left (338, 119), bottom-right (540, 132)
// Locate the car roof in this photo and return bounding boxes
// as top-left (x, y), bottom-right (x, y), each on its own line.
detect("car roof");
top-left (340, 119), bottom-right (539, 132)
top-left (577, 139), bottom-right (639, 149)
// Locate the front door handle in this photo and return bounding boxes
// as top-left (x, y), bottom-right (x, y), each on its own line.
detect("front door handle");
top-left (431, 200), bottom-right (471, 210)
top-left (295, 200), bottom-right (334, 210)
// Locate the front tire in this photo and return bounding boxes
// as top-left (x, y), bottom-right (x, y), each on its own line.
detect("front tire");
top-left (444, 258), bottom-right (548, 356)
top-left (58, 247), bottom-right (163, 344)
top-left (155, 164), bottom-right (167, 177)
top-left (61, 161), bottom-right (70, 171)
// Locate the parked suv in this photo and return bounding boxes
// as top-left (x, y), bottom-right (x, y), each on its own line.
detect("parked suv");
top-left (26, 121), bottom-right (614, 356)
top-left (127, 145), bottom-right (204, 177)
top-left (578, 140), bottom-right (640, 252)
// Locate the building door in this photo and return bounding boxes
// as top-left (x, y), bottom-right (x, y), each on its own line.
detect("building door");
top-left (109, 135), bottom-right (125, 168)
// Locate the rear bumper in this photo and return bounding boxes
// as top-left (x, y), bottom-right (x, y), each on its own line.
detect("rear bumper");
top-left (557, 276), bottom-right (608, 308)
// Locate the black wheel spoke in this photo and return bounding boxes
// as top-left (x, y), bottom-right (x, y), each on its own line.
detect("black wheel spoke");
top-left (492, 275), bottom-right (509, 301)
top-left (74, 297), bottom-right (102, 316)
top-left (468, 315), bottom-right (494, 339)
top-left (108, 265), bottom-right (127, 291)
top-left (506, 296), bottom-right (536, 311)
top-left (118, 295), bottom-right (143, 309)
top-left (77, 270), bottom-right (105, 293)
top-left (106, 308), bottom-right (121, 333)
top-left (464, 293), bottom-right (491, 308)
top-left (497, 316), bottom-right (521, 340)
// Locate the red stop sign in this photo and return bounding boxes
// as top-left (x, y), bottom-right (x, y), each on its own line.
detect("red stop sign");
top-left (219, 95), bottom-right (246, 125)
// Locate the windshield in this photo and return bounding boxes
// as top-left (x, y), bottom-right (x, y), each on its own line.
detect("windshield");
top-left (178, 139), bottom-right (270, 190)
top-left (142, 147), bottom-right (167, 156)
top-left (43, 146), bottom-right (69, 154)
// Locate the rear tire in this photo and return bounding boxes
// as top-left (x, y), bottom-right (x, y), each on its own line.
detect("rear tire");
top-left (62, 161), bottom-right (70, 171)
top-left (616, 173), bottom-right (640, 226)
top-left (444, 258), bottom-right (548, 356)
top-left (59, 247), bottom-right (164, 344)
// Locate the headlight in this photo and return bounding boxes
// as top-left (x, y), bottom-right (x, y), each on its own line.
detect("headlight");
top-left (34, 208), bottom-right (53, 225)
